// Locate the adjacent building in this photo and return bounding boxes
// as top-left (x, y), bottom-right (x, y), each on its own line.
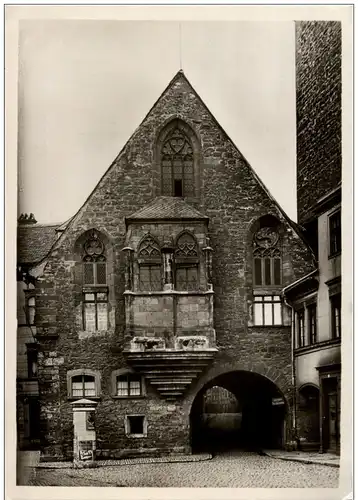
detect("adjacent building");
top-left (283, 21), bottom-right (342, 454)
top-left (16, 70), bottom-right (315, 461)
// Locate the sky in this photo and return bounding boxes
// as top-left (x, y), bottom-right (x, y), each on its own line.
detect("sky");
top-left (18, 19), bottom-right (296, 223)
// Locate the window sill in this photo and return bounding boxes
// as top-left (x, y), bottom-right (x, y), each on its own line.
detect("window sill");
top-left (248, 324), bottom-right (287, 329)
top-left (125, 434), bottom-right (147, 439)
top-left (67, 396), bottom-right (101, 401)
top-left (294, 337), bottom-right (341, 355)
top-left (112, 395), bottom-right (146, 400)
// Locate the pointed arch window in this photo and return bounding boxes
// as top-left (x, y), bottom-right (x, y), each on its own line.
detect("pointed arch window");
top-left (83, 230), bottom-right (107, 286)
top-left (161, 127), bottom-right (194, 197)
top-left (253, 227), bottom-right (282, 286)
top-left (174, 233), bottom-right (199, 291)
top-left (82, 230), bottom-right (108, 331)
top-left (137, 235), bottom-right (162, 291)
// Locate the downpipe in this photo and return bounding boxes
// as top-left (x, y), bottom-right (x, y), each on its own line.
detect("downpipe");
top-left (284, 297), bottom-right (299, 451)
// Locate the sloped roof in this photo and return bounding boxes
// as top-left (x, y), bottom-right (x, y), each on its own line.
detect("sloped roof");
top-left (126, 196), bottom-right (208, 222)
top-left (39, 70), bottom-right (314, 264)
top-left (17, 223), bottom-right (60, 265)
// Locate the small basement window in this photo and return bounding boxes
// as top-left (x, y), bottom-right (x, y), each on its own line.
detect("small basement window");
top-left (125, 415), bottom-right (147, 437)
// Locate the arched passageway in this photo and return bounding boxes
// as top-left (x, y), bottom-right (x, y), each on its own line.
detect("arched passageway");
top-left (190, 371), bottom-right (287, 453)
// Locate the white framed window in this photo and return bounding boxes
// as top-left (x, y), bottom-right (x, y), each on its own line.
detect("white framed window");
top-left (67, 369), bottom-right (101, 399)
top-left (83, 290), bottom-right (108, 331)
top-left (111, 369), bottom-right (146, 398)
top-left (253, 295), bottom-right (282, 326)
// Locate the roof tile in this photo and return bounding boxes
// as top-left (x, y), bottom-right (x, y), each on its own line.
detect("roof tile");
top-left (126, 197), bottom-right (208, 221)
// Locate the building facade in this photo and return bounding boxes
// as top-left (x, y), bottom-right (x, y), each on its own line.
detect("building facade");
top-left (283, 21), bottom-right (342, 454)
top-left (17, 71), bottom-right (315, 461)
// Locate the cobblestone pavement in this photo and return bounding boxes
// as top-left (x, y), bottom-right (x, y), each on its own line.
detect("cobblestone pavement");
top-left (28, 452), bottom-right (339, 488)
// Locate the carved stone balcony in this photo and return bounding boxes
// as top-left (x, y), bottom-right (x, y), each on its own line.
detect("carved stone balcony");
top-left (124, 336), bottom-right (217, 399)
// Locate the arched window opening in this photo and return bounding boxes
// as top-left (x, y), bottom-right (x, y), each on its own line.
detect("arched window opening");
top-left (253, 227), bottom-right (281, 286)
top-left (161, 127), bottom-right (194, 197)
top-left (83, 230), bottom-right (107, 285)
top-left (251, 216), bottom-right (283, 326)
top-left (82, 230), bottom-right (108, 331)
top-left (174, 232), bottom-right (199, 291)
top-left (137, 235), bottom-right (161, 291)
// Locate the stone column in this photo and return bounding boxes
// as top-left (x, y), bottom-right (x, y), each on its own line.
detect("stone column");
top-left (122, 247), bottom-right (134, 291)
top-left (203, 237), bottom-right (213, 291)
top-left (71, 398), bottom-right (98, 466)
top-left (162, 238), bottom-right (174, 291)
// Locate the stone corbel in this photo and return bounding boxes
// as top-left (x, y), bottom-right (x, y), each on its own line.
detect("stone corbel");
top-left (122, 247), bottom-right (134, 291)
top-left (203, 237), bottom-right (213, 291)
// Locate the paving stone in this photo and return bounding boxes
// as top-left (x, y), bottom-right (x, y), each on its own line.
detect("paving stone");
top-left (28, 452), bottom-right (339, 488)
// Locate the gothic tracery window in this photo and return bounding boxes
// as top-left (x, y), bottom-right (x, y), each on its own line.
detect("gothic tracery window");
top-left (253, 227), bottom-right (281, 286)
top-left (83, 230), bottom-right (107, 285)
top-left (82, 230), bottom-right (108, 331)
top-left (138, 235), bottom-right (161, 291)
top-left (174, 232), bottom-right (199, 291)
top-left (161, 127), bottom-right (194, 197)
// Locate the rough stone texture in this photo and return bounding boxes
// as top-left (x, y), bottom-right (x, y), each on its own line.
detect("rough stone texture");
top-left (31, 71), bottom-right (316, 460)
top-left (28, 452), bottom-right (339, 488)
top-left (296, 21), bottom-right (342, 224)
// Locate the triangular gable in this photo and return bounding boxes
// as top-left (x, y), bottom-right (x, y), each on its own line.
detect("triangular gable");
top-left (31, 69), bottom-right (314, 268)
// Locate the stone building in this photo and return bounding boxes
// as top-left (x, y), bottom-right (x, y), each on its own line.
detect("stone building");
top-left (16, 214), bottom-right (62, 449)
top-left (17, 70), bottom-right (316, 461)
top-left (283, 21), bottom-right (342, 454)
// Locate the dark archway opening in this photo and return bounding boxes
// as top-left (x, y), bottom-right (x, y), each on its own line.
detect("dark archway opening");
top-left (190, 371), bottom-right (287, 454)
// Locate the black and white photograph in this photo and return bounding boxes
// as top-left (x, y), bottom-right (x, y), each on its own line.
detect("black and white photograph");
top-left (6, 4), bottom-right (352, 498)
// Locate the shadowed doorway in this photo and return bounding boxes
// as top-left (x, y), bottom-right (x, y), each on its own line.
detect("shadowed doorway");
top-left (190, 370), bottom-right (287, 453)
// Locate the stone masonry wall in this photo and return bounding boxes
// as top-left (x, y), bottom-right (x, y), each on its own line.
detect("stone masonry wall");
top-left (296, 21), bottom-right (342, 224)
top-left (34, 72), bottom-right (316, 459)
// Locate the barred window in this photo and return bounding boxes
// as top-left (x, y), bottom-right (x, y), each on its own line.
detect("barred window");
top-left (137, 235), bottom-right (162, 291)
top-left (175, 266), bottom-right (198, 291)
top-left (139, 265), bottom-right (161, 291)
top-left (82, 231), bottom-right (107, 286)
top-left (174, 232), bottom-right (199, 291)
top-left (161, 127), bottom-right (194, 197)
top-left (253, 295), bottom-right (282, 326)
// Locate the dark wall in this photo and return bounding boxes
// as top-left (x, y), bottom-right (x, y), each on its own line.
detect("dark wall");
top-left (296, 21), bottom-right (342, 224)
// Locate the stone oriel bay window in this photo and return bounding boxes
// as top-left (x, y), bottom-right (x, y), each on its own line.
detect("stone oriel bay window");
top-left (125, 415), bottom-right (148, 438)
top-left (67, 369), bottom-right (101, 399)
top-left (111, 369), bottom-right (146, 398)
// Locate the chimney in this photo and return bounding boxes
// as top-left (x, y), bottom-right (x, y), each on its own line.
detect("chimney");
top-left (18, 213), bottom-right (37, 225)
